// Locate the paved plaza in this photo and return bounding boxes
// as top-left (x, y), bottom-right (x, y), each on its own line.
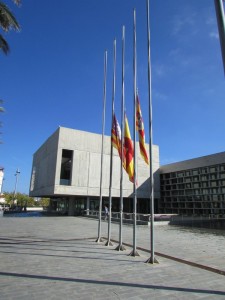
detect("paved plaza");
top-left (0, 216), bottom-right (224, 299)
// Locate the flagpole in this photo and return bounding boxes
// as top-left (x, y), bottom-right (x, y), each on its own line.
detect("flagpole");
top-left (96, 50), bottom-right (107, 243)
top-left (105, 39), bottom-right (116, 247)
top-left (115, 26), bottom-right (126, 251)
top-left (129, 8), bottom-right (139, 257)
top-left (146, 0), bottom-right (158, 264)
top-left (214, 0), bottom-right (225, 75)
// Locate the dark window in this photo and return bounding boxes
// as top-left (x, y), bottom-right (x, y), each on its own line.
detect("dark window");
top-left (60, 149), bottom-right (73, 185)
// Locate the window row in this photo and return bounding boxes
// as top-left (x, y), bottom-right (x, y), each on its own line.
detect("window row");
top-left (161, 180), bottom-right (225, 190)
top-left (161, 174), bottom-right (225, 185)
top-left (162, 164), bottom-right (225, 180)
top-left (161, 194), bottom-right (225, 201)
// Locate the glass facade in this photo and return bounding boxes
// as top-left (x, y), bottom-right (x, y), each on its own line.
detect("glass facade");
top-left (159, 163), bottom-right (225, 216)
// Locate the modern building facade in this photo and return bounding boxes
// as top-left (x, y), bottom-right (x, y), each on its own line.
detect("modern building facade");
top-left (29, 127), bottom-right (160, 215)
top-left (30, 127), bottom-right (225, 218)
top-left (159, 152), bottom-right (225, 216)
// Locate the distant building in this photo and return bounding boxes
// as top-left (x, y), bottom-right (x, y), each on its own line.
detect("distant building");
top-left (29, 127), bottom-right (160, 215)
top-left (159, 152), bottom-right (225, 216)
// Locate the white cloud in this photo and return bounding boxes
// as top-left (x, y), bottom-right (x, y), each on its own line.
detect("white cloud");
top-left (171, 13), bottom-right (197, 36)
top-left (206, 16), bottom-right (215, 25)
top-left (153, 64), bottom-right (166, 77)
top-left (169, 48), bottom-right (180, 57)
top-left (209, 31), bottom-right (219, 39)
top-left (153, 91), bottom-right (167, 102)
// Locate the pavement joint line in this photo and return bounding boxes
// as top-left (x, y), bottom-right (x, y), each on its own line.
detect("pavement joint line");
top-left (0, 271), bottom-right (225, 296)
top-left (0, 237), bottom-right (97, 246)
top-left (102, 237), bottom-right (225, 277)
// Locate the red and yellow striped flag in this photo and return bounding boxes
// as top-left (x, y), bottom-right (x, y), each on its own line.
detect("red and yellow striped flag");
top-left (136, 95), bottom-right (149, 165)
top-left (111, 113), bottom-right (121, 151)
top-left (111, 113), bottom-right (126, 169)
top-left (124, 114), bottom-right (134, 183)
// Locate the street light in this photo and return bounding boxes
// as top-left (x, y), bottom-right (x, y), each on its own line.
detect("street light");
top-left (13, 168), bottom-right (20, 206)
top-left (214, 0), bottom-right (225, 75)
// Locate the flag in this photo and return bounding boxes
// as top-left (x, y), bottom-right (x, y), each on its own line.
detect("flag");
top-left (111, 113), bottom-right (126, 168)
top-left (136, 95), bottom-right (149, 165)
top-left (124, 114), bottom-right (134, 182)
top-left (111, 113), bottom-right (121, 151)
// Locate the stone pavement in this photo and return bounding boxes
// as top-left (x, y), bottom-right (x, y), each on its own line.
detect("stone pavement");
top-left (0, 216), bottom-right (225, 299)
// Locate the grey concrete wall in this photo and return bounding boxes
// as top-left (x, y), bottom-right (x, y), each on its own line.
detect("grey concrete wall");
top-left (29, 129), bottom-right (60, 197)
top-left (30, 126), bottom-right (160, 199)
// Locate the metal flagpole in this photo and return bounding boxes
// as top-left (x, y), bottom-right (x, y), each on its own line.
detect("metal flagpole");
top-left (146, 0), bottom-right (158, 264)
top-left (96, 50), bottom-right (107, 243)
top-left (115, 26), bottom-right (126, 251)
top-left (214, 0), bottom-right (225, 75)
top-left (129, 8), bottom-right (139, 257)
top-left (105, 39), bottom-right (116, 247)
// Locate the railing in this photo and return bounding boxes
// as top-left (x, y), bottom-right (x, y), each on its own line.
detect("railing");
top-left (85, 210), bottom-right (172, 222)
top-left (87, 210), bottom-right (149, 219)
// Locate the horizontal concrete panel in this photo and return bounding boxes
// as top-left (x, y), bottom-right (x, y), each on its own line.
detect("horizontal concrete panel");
top-left (54, 185), bottom-right (88, 196)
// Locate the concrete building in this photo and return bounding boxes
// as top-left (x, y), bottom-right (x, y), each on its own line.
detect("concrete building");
top-left (30, 127), bottom-right (225, 218)
top-left (29, 127), bottom-right (160, 215)
top-left (159, 152), bottom-right (225, 216)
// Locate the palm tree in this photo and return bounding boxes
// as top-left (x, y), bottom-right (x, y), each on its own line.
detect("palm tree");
top-left (0, 0), bottom-right (21, 54)
top-left (0, 99), bottom-right (4, 112)
top-left (0, 100), bottom-right (4, 112)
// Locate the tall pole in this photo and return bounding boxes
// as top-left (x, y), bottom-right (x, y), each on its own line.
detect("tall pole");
top-left (96, 50), bottom-right (107, 243)
top-left (0, 169), bottom-right (4, 194)
top-left (214, 0), bottom-right (225, 75)
top-left (115, 26), bottom-right (126, 251)
top-left (13, 168), bottom-right (20, 206)
top-left (146, 0), bottom-right (158, 264)
top-left (106, 39), bottom-right (116, 247)
top-left (129, 9), bottom-right (139, 257)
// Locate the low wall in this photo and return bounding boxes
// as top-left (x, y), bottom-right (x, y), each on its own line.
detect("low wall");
top-left (170, 215), bottom-right (225, 230)
top-left (27, 207), bottom-right (44, 212)
top-left (85, 211), bottom-right (171, 226)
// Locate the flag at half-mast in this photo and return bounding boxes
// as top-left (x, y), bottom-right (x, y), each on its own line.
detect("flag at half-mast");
top-left (136, 94), bottom-right (149, 165)
top-left (124, 114), bottom-right (134, 182)
top-left (111, 113), bottom-right (121, 151)
top-left (111, 113), bottom-right (126, 167)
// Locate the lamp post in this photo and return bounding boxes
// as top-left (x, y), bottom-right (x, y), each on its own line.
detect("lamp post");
top-left (13, 168), bottom-right (20, 206)
top-left (214, 0), bottom-right (225, 75)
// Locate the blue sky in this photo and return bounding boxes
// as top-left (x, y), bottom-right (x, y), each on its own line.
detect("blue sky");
top-left (0, 0), bottom-right (224, 194)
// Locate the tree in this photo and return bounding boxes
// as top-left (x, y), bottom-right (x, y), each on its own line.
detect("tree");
top-left (3, 192), bottom-right (50, 208)
top-left (4, 191), bottom-right (35, 207)
top-left (0, 0), bottom-right (21, 55)
top-left (0, 1), bottom-right (20, 141)
top-left (38, 197), bottom-right (50, 208)
top-left (0, 100), bottom-right (4, 112)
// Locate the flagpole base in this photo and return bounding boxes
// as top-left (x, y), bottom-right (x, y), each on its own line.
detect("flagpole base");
top-left (115, 244), bottom-right (126, 251)
top-left (145, 256), bottom-right (159, 264)
top-left (105, 240), bottom-right (113, 246)
top-left (95, 237), bottom-right (103, 243)
top-left (128, 250), bottom-right (140, 257)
